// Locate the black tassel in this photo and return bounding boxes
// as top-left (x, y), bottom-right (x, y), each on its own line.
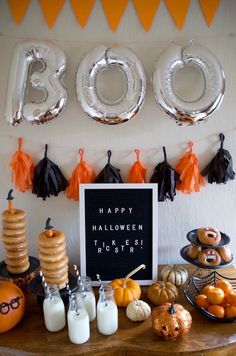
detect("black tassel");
top-left (32, 144), bottom-right (68, 200)
top-left (95, 150), bottom-right (123, 183)
top-left (202, 133), bottom-right (235, 184)
top-left (150, 147), bottom-right (180, 201)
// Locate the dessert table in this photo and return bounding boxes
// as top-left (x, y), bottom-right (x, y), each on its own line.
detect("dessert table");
top-left (0, 264), bottom-right (236, 356)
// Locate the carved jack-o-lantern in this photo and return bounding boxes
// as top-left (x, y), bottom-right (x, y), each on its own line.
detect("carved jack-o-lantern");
top-left (152, 303), bottom-right (192, 340)
top-left (0, 281), bottom-right (25, 333)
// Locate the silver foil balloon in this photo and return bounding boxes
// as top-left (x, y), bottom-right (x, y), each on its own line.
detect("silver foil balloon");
top-left (5, 41), bottom-right (67, 126)
top-left (76, 45), bottom-right (146, 125)
top-left (152, 44), bottom-right (225, 125)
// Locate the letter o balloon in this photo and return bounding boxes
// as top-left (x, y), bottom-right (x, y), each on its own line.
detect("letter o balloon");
top-left (76, 45), bottom-right (146, 125)
top-left (152, 44), bottom-right (225, 125)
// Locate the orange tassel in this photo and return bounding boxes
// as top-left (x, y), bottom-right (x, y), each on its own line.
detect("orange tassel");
top-left (175, 141), bottom-right (205, 194)
top-left (67, 149), bottom-right (96, 201)
top-left (128, 149), bottom-right (147, 183)
top-left (10, 137), bottom-right (34, 192)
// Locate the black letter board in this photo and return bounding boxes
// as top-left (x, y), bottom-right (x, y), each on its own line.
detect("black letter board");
top-left (79, 184), bottom-right (158, 285)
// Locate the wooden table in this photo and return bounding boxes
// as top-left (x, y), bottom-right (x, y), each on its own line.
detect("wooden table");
top-left (1, 264), bottom-right (236, 356)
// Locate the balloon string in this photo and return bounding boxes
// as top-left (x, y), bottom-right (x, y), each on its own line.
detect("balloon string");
top-left (219, 133), bottom-right (225, 149)
top-left (135, 149), bottom-right (140, 161)
top-left (18, 137), bottom-right (23, 151)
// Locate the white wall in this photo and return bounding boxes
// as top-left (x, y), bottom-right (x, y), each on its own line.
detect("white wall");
top-left (0, 0), bottom-right (236, 266)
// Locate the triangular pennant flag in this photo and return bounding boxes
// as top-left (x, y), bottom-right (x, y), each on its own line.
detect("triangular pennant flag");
top-left (101, 0), bottom-right (128, 32)
top-left (39, 0), bottom-right (65, 28)
top-left (199, 0), bottom-right (220, 27)
top-left (164, 0), bottom-right (190, 30)
top-left (70, 0), bottom-right (95, 28)
top-left (132, 0), bottom-right (160, 31)
top-left (8, 0), bottom-right (31, 24)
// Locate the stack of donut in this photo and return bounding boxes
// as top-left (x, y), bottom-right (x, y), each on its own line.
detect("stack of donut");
top-left (186, 227), bottom-right (232, 267)
top-left (1, 209), bottom-right (30, 274)
top-left (38, 225), bottom-right (68, 290)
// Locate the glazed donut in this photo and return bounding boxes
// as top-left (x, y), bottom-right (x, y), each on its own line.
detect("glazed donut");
top-left (38, 230), bottom-right (65, 247)
top-left (7, 261), bottom-right (30, 274)
top-left (2, 240), bottom-right (27, 251)
top-left (198, 248), bottom-right (221, 266)
top-left (6, 255), bottom-right (29, 267)
top-left (186, 243), bottom-right (202, 259)
top-left (39, 250), bottom-right (66, 263)
top-left (1, 209), bottom-right (26, 222)
top-left (41, 265), bottom-right (68, 278)
top-left (6, 249), bottom-right (28, 259)
top-left (40, 256), bottom-right (69, 271)
top-left (39, 242), bottom-right (66, 255)
top-left (2, 227), bottom-right (25, 237)
top-left (2, 220), bottom-right (25, 229)
top-left (197, 227), bottom-right (221, 245)
top-left (1, 234), bottom-right (27, 244)
top-left (217, 246), bottom-right (232, 263)
top-left (44, 272), bottom-right (68, 285)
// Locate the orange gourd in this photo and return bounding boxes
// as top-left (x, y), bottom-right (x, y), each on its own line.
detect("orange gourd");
top-left (148, 281), bottom-right (178, 306)
top-left (110, 264), bottom-right (145, 307)
top-left (0, 281), bottom-right (25, 333)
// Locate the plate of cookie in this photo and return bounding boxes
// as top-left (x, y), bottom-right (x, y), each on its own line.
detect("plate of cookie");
top-left (187, 228), bottom-right (230, 247)
top-left (180, 245), bottom-right (234, 269)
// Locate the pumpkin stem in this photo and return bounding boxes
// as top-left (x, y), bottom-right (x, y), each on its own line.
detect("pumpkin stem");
top-left (168, 302), bottom-right (176, 314)
top-left (123, 264), bottom-right (146, 287)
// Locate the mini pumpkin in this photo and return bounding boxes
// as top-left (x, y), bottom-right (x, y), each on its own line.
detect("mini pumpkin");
top-left (147, 281), bottom-right (178, 305)
top-left (110, 264), bottom-right (145, 307)
top-left (0, 281), bottom-right (25, 333)
top-left (126, 299), bottom-right (151, 321)
top-left (152, 302), bottom-right (192, 340)
top-left (161, 265), bottom-right (188, 286)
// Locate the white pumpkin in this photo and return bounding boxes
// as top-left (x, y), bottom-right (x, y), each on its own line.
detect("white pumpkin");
top-left (126, 299), bottom-right (151, 321)
top-left (161, 265), bottom-right (188, 286)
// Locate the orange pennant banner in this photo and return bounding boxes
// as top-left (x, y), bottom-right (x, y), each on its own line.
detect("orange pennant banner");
top-left (164, 0), bottom-right (190, 30)
top-left (132, 0), bottom-right (160, 31)
top-left (70, 0), bottom-right (95, 28)
top-left (199, 0), bottom-right (220, 27)
top-left (8, 0), bottom-right (31, 24)
top-left (101, 0), bottom-right (128, 32)
top-left (39, 0), bottom-right (65, 28)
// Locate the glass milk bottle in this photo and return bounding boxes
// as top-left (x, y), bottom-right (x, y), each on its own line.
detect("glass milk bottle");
top-left (67, 293), bottom-right (90, 344)
top-left (43, 286), bottom-right (66, 332)
top-left (78, 276), bottom-right (96, 322)
top-left (97, 285), bottom-right (118, 335)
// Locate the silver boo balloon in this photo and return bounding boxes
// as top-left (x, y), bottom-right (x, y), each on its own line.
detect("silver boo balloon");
top-left (76, 45), bottom-right (146, 125)
top-left (5, 41), bottom-right (68, 126)
top-left (152, 44), bottom-right (225, 125)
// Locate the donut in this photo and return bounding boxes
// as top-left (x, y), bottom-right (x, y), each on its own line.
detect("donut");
top-left (44, 272), bottom-right (68, 286)
top-left (6, 255), bottom-right (29, 267)
top-left (41, 265), bottom-right (68, 278)
top-left (2, 227), bottom-right (25, 237)
top-left (1, 234), bottom-right (27, 244)
top-left (39, 242), bottom-right (66, 256)
top-left (39, 250), bottom-right (66, 263)
top-left (1, 209), bottom-right (26, 222)
top-left (197, 227), bottom-right (221, 245)
top-left (217, 246), bottom-right (232, 263)
top-left (2, 240), bottom-right (28, 251)
top-left (186, 243), bottom-right (202, 259)
top-left (38, 230), bottom-right (65, 247)
top-left (198, 248), bottom-right (221, 266)
top-left (6, 249), bottom-right (28, 259)
top-left (7, 261), bottom-right (30, 274)
top-left (2, 220), bottom-right (25, 229)
top-left (40, 256), bottom-right (69, 271)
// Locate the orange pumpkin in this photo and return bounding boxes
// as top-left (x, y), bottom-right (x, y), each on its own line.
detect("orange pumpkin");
top-left (148, 281), bottom-right (178, 306)
top-left (110, 264), bottom-right (145, 307)
top-left (152, 303), bottom-right (192, 340)
top-left (0, 281), bottom-right (25, 333)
